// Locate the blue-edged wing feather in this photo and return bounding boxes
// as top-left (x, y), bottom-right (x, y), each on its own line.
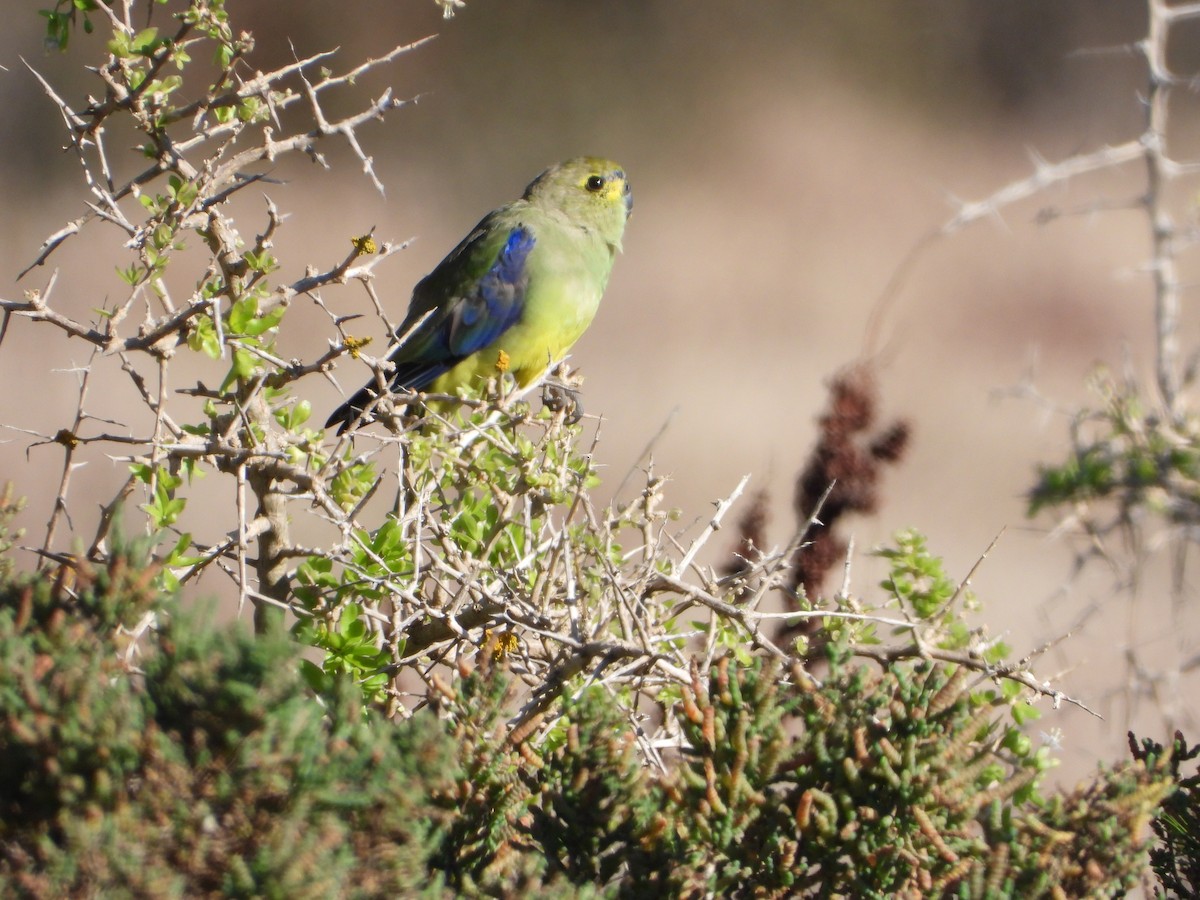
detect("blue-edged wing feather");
top-left (325, 223), bottom-right (535, 433)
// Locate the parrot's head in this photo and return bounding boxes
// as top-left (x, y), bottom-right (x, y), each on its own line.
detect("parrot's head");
top-left (524, 157), bottom-right (631, 253)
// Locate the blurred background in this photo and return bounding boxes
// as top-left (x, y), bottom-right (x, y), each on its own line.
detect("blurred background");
top-left (2, 1), bottom-right (1197, 782)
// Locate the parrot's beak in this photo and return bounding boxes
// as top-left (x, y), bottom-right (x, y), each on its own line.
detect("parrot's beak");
top-left (623, 180), bottom-right (634, 218)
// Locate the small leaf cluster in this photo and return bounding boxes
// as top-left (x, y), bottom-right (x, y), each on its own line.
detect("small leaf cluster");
top-left (1030, 370), bottom-right (1200, 525)
top-left (871, 529), bottom-right (1008, 659)
top-left (41, 0), bottom-right (167, 52)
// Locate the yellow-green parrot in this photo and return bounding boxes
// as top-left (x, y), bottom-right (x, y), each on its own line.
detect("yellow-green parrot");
top-left (326, 157), bottom-right (632, 433)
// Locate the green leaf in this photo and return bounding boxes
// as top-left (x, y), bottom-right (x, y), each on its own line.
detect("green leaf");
top-left (233, 347), bottom-right (258, 379)
top-left (130, 27), bottom-right (162, 55)
top-left (299, 658), bottom-right (334, 693)
top-left (1010, 701), bottom-right (1041, 726)
top-left (243, 305), bottom-right (285, 336)
top-left (116, 264), bottom-right (142, 286)
top-left (228, 295), bottom-right (257, 334)
top-left (244, 249), bottom-right (278, 274)
top-left (187, 314), bottom-right (222, 359)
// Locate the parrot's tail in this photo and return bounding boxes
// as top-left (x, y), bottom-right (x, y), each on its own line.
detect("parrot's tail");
top-left (325, 383), bottom-right (381, 435)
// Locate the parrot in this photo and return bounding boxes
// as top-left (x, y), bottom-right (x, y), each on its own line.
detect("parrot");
top-left (326, 157), bottom-right (632, 434)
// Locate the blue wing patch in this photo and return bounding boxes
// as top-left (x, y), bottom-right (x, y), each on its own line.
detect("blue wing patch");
top-left (324, 225), bottom-right (535, 432)
top-left (385, 225), bottom-right (534, 391)
top-left (449, 226), bottom-right (534, 356)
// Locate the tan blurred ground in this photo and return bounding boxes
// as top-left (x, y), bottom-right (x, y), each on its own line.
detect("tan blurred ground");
top-left (1, 2), bottom-right (1196, 785)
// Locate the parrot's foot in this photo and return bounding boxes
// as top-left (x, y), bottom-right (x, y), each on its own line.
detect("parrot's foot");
top-left (542, 382), bottom-right (584, 425)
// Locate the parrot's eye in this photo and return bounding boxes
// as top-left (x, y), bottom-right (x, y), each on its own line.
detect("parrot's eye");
top-left (585, 175), bottom-right (606, 192)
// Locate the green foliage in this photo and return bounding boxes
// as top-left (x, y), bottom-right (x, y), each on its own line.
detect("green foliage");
top-left (528, 687), bottom-right (659, 887)
top-left (40, 0), bottom-right (173, 52)
top-left (421, 651), bottom-right (1172, 898)
top-left (877, 528), bottom-right (959, 620)
top-left (0, 483), bottom-right (23, 583)
top-left (872, 530), bottom-right (1005, 659)
top-left (131, 462), bottom-right (186, 528)
top-left (0, 535), bottom-right (1175, 897)
top-left (1131, 730), bottom-right (1200, 898)
top-left (1029, 370), bottom-right (1200, 523)
top-left (0, 545), bottom-right (454, 898)
top-left (654, 657), bottom-right (1163, 898)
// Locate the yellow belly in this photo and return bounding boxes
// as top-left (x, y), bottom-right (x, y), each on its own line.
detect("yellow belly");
top-left (428, 279), bottom-right (601, 396)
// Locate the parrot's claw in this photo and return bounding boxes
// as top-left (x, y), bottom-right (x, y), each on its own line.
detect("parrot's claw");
top-left (543, 382), bottom-right (584, 425)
